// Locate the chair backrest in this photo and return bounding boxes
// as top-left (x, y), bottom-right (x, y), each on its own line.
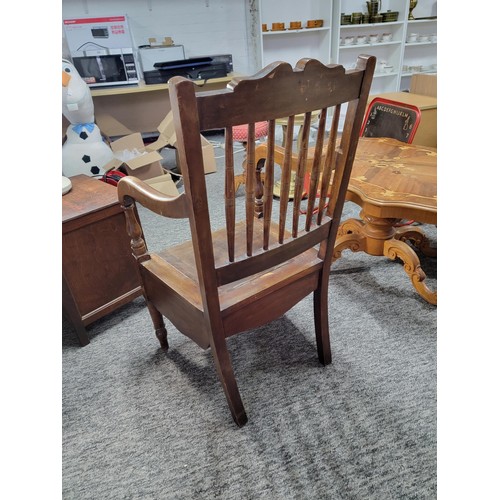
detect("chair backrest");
top-left (360, 97), bottom-right (421, 143)
top-left (119, 56), bottom-right (375, 309)
top-left (165, 56), bottom-right (375, 289)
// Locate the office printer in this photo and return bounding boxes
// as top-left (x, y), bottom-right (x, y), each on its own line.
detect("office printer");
top-left (143, 54), bottom-right (232, 84)
top-left (138, 45), bottom-right (186, 72)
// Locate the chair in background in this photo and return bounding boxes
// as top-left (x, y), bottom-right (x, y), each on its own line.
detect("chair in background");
top-left (117, 55), bottom-right (375, 426)
top-left (276, 109), bottom-right (322, 147)
top-left (271, 110), bottom-right (322, 199)
top-left (360, 97), bottom-right (421, 144)
top-left (361, 96), bottom-right (423, 227)
top-left (233, 121), bottom-right (268, 193)
top-left (234, 112), bottom-right (321, 196)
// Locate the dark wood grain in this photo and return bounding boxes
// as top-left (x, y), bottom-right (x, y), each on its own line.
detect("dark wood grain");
top-left (62, 175), bottom-right (143, 346)
top-left (117, 56), bottom-right (376, 426)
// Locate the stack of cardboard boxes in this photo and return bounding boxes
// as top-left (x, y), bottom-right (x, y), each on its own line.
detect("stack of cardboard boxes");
top-left (104, 111), bottom-right (217, 196)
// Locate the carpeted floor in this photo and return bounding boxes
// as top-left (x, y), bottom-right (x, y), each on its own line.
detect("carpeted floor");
top-left (62, 135), bottom-right (437, 499)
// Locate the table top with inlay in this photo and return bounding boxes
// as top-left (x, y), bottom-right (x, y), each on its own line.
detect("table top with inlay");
top-left (347, 137), bottom-right (437, 224)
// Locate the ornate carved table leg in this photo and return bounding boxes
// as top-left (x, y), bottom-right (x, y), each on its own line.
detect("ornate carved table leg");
top-left (333, 211), bottom-right (437, 305)
top-left (394, 225), bottom-right (437, 258)
top-left (333, 218), bottom-right (367, 260)
top-left (384, 238), bottom-right (437, 305)
top-left (334, 210), bottom-right (399, 260)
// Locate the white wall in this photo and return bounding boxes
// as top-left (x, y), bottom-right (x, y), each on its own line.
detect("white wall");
top-left (62, 0), bottom-right (254, 75)
top-left (411, 0), bottom-right (437, 18)
top-left (62, 1), bottom-right (438, 79)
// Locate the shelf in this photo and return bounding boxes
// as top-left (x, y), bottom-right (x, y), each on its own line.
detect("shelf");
top-left (340, 41), bottom-right (401, 49)
top-left (340, 21), bottom-right (404, 29)
top-left (405, 41), bottom-right (437, 47)
top-left (401, 70), bottom-right (437, 77)
top-left (259, 0), bottom-right (437, 95)
top-left (259, 0), bottom-right (334, 69)
top-left (262, 27), bottom-right (330, 35)
top-left (408, 18), bottom-right (437, 24)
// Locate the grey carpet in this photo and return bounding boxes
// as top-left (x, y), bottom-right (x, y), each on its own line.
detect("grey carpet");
top-left (62, 134), bottom-right (437, 499)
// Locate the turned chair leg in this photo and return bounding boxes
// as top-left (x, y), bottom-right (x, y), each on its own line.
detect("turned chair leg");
top-left (146, 300), bottom-right (169, 350)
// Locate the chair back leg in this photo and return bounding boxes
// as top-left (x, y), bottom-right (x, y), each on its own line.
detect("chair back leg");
top-left (210, 330), bottom-right (248, 427)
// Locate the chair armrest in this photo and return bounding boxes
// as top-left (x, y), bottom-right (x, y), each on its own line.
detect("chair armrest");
top-left (117, 176), bottom-right (190, 219)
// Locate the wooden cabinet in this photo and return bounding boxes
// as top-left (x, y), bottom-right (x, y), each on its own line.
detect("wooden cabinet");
top-left (62, 175), bottom-right (143, 346)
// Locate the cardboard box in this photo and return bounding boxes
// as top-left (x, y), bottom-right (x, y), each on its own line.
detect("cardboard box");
top-left (104, 111), bottom-right (216, 189)
top-left (102, 126), bottom-right (180, 196)
top-left (160, 112), bottom-right (217, 174)
top-left (145, 172), bottom-right (179, 197)
top-left (148, 37), bottom-right (174, 47)
top-left (104, 132), bottom-right (164, 180)
top-left (100, 114), bottom-right (185, 196)
top-left (410, 73), bottom-right (437, 98)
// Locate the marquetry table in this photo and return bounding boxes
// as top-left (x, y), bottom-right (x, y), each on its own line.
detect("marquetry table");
top-left (333, 137), bottom-right (437, 305)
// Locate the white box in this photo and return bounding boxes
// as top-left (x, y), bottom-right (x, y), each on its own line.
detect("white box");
top-left (63, 15), bottom-right (134, 57)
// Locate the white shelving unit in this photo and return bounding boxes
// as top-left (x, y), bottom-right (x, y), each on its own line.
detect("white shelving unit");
top-left (258, 0), bottom-right (333, 68)
top-left (331, 0), bottom-right (436, 93)
top-left (250, 0), bottom-right (436, 132)
top-left (400, 17), bottom-right (437, 90)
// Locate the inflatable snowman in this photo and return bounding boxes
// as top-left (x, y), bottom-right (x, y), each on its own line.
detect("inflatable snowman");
top-left (62, 59), bottom-right (114, 181)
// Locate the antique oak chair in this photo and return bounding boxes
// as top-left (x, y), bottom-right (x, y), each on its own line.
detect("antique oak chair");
top-left (117, 56), bottom-right (375, 426)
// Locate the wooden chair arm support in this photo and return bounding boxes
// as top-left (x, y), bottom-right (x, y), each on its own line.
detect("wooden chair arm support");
top-left (117, 176), bottom-right (190, 219)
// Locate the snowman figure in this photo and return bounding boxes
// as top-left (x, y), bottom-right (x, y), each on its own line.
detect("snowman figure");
top-left (62, 59), bottom-right (114, 179)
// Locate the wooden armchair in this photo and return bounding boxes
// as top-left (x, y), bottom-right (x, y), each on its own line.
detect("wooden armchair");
top-left (117, 56), bottom-right (375, 426)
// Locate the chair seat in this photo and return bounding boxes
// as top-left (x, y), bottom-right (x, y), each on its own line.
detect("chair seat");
top-left (232, 121), bottom-right (269, 142)
top-left (141, 220), bottom-right (322, 342)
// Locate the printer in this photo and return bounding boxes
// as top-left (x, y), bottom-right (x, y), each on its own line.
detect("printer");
top-left (138, 45), bottom-right (186, 73)
top-left (142, 54), bottom-right (233, 85)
